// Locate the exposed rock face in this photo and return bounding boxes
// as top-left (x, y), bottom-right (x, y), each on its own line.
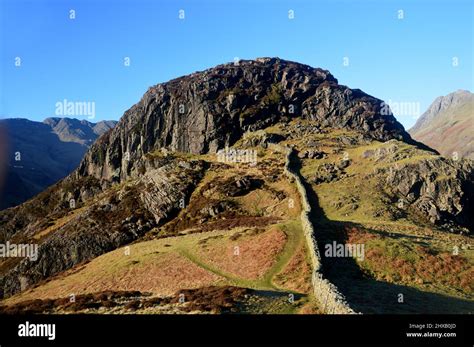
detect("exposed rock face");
top-left (383, 157), bottom-right (474, 230)
top-left (241, 130), bottom-right (285, 148)
top-left (0, 158), bottom-right (205, 298)
top-left (409, 90), bottom-right (474, 159)
top-left (77, 58), bottom-right (412, 183)
top-left (1, 58), bottom-right (472, 302)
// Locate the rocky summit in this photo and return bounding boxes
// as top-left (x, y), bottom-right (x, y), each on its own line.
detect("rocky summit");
top-left (77, 57), bottom-right (413, 182)
top-left (0, 58), bottom-right (472, 314)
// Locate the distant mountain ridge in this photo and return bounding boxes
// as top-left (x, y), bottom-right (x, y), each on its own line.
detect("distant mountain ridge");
top-left (43, 117), bottom-right (118, 145)
top-left (0, 117), bottom-right (117, 209)
top-left (409, 90), bottom-right (474, 159)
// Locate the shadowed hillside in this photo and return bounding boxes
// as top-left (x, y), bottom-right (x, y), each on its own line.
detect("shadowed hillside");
top-left (0, 118), bottom-right (117, 209)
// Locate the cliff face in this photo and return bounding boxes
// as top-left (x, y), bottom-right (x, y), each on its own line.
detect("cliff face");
top-left (1, 58), bottom-right (472, 302)
top-left (77, 58), bottom-right (411, 182)
top-left (383, 155), bottom-right (474, 230)
top-left (0, 158), bottom-right (205, 298)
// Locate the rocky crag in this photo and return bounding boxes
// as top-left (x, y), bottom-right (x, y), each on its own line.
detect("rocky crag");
top-left (0, 58), bottom-right (472, 307)
top-left (77, 57), bottom-right (414, 183)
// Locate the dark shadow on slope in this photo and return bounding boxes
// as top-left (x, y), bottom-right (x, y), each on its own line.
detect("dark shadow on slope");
top-left (313, 221), bottom-right (474, 314)
top-left (405, 136), bottom-right (440, 155)
top-left (0, 119), bottom-right (90, 209)
top-left (290, 150), bottom-right (473, 314)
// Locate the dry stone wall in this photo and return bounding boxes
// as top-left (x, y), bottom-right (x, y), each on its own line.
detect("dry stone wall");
top-left (269, 143), bottom-right (358, 314)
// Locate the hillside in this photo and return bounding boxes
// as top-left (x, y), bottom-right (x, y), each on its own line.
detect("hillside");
top-left (0, 118), bottom-right (117, 209)
top-left (0, 58), bottom-right (472, 314)
top-left (409, 90), bottom-right (474, 159)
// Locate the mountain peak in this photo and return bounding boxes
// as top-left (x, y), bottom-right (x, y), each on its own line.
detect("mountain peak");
top-left (78, 59), bottom-right (414, 182)
top-left (409, 90), bottom-right (474, 159)
top-left (411, 90), bottom-right (473, 133)
top-left (2, 61), bottom-right (473, 314)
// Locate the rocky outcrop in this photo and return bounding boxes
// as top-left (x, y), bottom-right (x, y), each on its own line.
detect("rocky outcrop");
top-left (2, 58), bottom-right (472, 303)
top-left (0, 159), bottom-right (205, 299)
top-left (383, 158), bottom-right (474, 231)
top-left (77, 58), bottom-right (413, 183)
top-left (241, 130), bottom-right (285, 148)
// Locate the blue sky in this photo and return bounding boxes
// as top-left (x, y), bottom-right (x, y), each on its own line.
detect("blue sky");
top-left (0, 0), bottom-right (472, 129)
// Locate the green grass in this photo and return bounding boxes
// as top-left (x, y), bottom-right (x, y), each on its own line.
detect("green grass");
top-left (263, 220), bottom-right (305, 289)
top-left (262, 84), bottom-right (282, 105)
top-left (295, 135), bottom-right (444, 226)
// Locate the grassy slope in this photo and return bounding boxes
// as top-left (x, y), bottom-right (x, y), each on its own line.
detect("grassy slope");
top-left (4, 122), bottom-right (472, 314)
top-left (4, 223), bottom-right (313, 313)
top-left (3, 149), bottom-right (316, 314)
top-left (284, 126), bottom-right (473, 312)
